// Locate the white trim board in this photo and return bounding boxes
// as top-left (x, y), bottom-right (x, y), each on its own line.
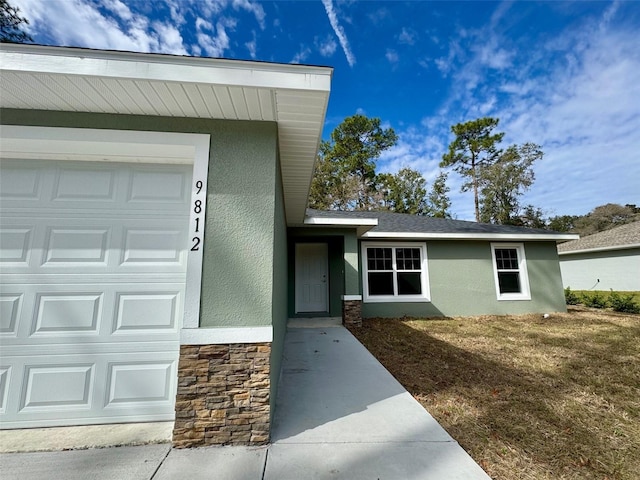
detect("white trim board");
top-left (558, 243), bottom-right (640, 255)
top-left (304, 216), bottom-right (378, 227)
top-left (181, 327), bottom-right (273, 345)
top-left (362, 231), bottom-right (579, 241)
top-left (0, 126), bottom-right (205, 164)
top-left (341, 295), bottom-right (362, 301)
top-left (491, 242), bottom-right (531, 301)
top-left (1, 44), bottom-right (332, 92)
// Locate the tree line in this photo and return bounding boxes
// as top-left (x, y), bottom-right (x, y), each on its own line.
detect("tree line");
top-left (309, 114), bottom-right (451, 217)
top-left (309, 113), bottom-right (638, 235)
top-left (309, 114), bottom-right (540, 224)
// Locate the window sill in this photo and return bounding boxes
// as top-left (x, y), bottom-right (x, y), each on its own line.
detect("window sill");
top-left (363, 296), bottom-right (431, 303)
top-left (496, 294), bottom-right (531, 301)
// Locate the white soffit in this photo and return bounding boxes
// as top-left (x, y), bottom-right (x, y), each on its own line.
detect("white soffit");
top-left (0, 44), bottom-right (332, 225)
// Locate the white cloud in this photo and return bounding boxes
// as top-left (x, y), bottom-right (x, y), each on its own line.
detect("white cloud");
top-left (153, 22), bottom-right (188, 55)
top-left (398, 27), bottom-right (416, 45)
top-left (14, 0), bottom-right (189, 54)
top-left (245, 31), bottom-right (257, 59)
top-left (196, 17), bottom-right (236, 57)
top-left (231, 0), bottom-right (266, 30)
top-left (291, 46), bottom-right (311, 64)
top-left (385, 49), bottom-right (399, 65)
top-left (165, 0), bottom-right (187, 26)
top-left (321, 0), bottom-right (356, 67)
top-left (101, 0), bottom-right (133, 21)
top-left (316, 35), bottom-right (337, 57)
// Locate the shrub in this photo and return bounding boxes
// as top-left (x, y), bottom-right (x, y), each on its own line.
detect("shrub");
top-left (583, 291), bottom-right (607, 309)
top-left (608, 291), bottom-right (640, 314)
top-left (564, 287), bottom-right (581, 305)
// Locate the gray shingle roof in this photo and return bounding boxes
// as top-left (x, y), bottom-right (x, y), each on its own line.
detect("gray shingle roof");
top-left (557, 221), bottom-right (640, 253)
top-left (306, 209), bottom-right (569, 237)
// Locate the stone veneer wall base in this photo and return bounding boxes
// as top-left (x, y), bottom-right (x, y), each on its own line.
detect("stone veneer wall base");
top-left (172, 343), bottom-right (270, 448)
top-left (342, 300), bottom-right (362, 327)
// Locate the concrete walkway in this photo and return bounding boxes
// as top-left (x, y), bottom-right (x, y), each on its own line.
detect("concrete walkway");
top-left (0, 325), bottom-right (489, 479)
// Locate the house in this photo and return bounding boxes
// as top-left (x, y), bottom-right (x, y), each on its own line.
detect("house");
top-left (0, 44), bottom-right (575, 448)
top-left (292, 209), bottom-right (576, 321)
top-left (557, 221), bottom-right (640, 291)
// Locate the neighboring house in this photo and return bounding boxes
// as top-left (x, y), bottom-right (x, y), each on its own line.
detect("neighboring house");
top-left (0, 44), bottom-right (575, 447)
top-left (557, 221), bottom-right (640, 291)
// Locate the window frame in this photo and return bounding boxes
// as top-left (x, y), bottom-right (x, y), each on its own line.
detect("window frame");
top-left (361, 242), bottom-right (430, 303)
top-left (490, 242), bottom-right (531, 301)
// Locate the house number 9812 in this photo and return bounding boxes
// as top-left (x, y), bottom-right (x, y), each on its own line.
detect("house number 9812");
top-left (191, 180), bottom-right (204, 251)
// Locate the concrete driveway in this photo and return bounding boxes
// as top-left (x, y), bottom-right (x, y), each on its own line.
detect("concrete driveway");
top-left (1, 325), bottom-right (489, 479)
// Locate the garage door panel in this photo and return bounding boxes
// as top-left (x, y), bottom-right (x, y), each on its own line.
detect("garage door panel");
top-left (122, 228), bottom-right (186, 264)
top-left (105, 361), bottom-right (174, 406)
top-left (0, 366), bottom-right (10, 414)
top-left (0, 227), bottom-right (33, 264)
top-left (43, 227), bottom-right (110, 264)
top-left (53, 166), bottom-right (117, 202)
top-left (127, 168), bottom-right (190, 204)
top-left (1, 218), bottom-right (187, 274)
top-left (33, 292), bottom-right (103, 335)
top-left (0, 160), bottom-right (191, 214)
top-left (21, 364), bottom-right (94, 410)
top-left (114, 292), bottom-right (180, 333)
top-left (3, 281), bottom-right (184, 344)
top-left (1, 351), bottom-right (177, 428)
top-left (0, 162), bottom-right (42, 200)
top-left (0, 293), bottom-right (22, 335)
top-left (0, 226), bottom-right (33, 266)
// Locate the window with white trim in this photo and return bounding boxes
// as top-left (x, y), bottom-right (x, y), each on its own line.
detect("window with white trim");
top-left (490, 243), bottom-right (531, 300)
top-left (361, 242), bottom-right (430, 302)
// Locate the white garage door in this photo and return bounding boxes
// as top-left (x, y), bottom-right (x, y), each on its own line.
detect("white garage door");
top-left (0, 158), bottom-right (192, 428)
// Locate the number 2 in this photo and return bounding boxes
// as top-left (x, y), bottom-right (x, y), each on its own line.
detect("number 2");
top-left (191, 237), bottom-right (201, 251)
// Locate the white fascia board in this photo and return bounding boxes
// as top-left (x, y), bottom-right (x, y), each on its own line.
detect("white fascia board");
top-left (1, 45), bottom-right (332, 92)
top-left (558, 243), bottom-right (640, 256)
top-left (361, 231), bottom-right (580, 241)
top-left (304, 216), bottom-right (378, 227)
top-left (181, 327), bottom-right (273, 345)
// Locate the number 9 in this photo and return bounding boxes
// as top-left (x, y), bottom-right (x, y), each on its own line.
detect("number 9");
top-left (196, 180), bottom-right (203, 194)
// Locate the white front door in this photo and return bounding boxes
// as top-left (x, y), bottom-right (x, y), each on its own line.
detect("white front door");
top-left (295, 243), bottom-right (328, 313)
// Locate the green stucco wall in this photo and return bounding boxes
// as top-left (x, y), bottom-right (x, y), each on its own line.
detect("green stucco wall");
top-left (1, 109), bottom-right (279, 329)
top-left (361, 240), bottom-right (567, 318)
top-left (270, 157), bottom-right (288, 418)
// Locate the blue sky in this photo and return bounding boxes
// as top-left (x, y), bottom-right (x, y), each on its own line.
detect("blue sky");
top-left (13, 0), bottom-right (640, 220)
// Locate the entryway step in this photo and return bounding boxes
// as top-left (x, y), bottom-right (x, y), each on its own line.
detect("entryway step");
top-left (287, 317), bottom-right (342, 328)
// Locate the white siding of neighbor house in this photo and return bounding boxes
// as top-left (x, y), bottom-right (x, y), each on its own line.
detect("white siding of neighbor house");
top-left (559, 248), bottom-right (640, 291)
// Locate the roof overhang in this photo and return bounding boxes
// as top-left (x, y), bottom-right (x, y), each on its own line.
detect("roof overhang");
top-left (558, 243), bottom-right (640, 255)
top-left (0, 44), bottom-right (332, 225)
top-left (302, 214), bottom-right (379, 237)
top-left (361, 231), bottom-right (580, 241)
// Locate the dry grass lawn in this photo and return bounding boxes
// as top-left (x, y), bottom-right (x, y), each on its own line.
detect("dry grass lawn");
top-left (350, 307), bottom-right (640, 480)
